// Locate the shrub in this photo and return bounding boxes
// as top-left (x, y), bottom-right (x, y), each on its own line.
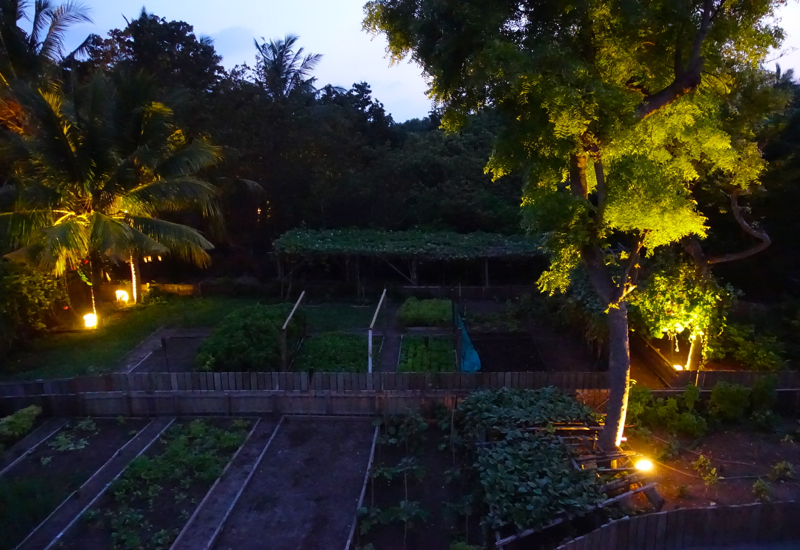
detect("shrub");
top-left (632, 384), bottom-right (707, 439)
top-left (708, 323), bottom-right (784, 371)
top-left (0, 262), bottom-right (66, 354)
top-left (753, 479), bottom-right (771, 502)
top-left (397, 298), bottom-right (451, 327)
top-left (0, 405), bottom-right (42, 442)
top-left (195, 304), bottom-right (303, 371)
top-left (709, 382), bottom-right (751, 422)
top-left (751, 375), bottom-right (777, 412)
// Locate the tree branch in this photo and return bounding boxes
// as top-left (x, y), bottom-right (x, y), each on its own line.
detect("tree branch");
top-left (635, 0), bottom-right (717, 119)
top-left (569, 153), bottom-right (588, 199)
top-left (707, 189), bottom-right (771, 265)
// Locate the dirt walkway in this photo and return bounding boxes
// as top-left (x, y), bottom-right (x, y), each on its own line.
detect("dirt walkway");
top-left (377, 304), bottom-right (401, 372)
top-left (212, 417), bottom-right (375, 550)
top-left (171, 417), bottom-right (281, 550)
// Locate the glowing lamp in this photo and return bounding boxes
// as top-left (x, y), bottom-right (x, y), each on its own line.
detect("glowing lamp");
top-left (673, 364), bottom-right (684, 371)
top-left (635, 459), bottom-right (654, 472)
top-left (83, 313), bottom-right (98, 329)
top-left (115, 290), bottom-right (130, 303)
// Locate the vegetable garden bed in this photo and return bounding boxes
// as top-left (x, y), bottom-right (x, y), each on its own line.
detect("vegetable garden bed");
top-left (56, 418), bottom-right (251, 550)
top-left (471, 333), bottom-right (544, 372)
top-left (0, 417), bottom-right (149, 550)
top-left (294, 332), bottom-right (381, 372)
top-left (398, 336), bottom-right (455, 372)
top-left (357, 389), bottom-right (649, 550)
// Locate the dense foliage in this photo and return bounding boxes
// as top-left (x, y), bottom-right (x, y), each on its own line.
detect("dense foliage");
top-left (294, 332), bottom-right (368, 372)
top-left (0, 405), bottom-right (41, 452)
top-left (195, 304), bottom-right (302, 371)
top-left (0, 262), bottom-right (66, 353)
top-left (274, 230), bottom-right (542, 260)
top-left (397, 298), bottom-right (451, 327)
top-left (398, 336), bottom-right (454, 373)
top-left (707, 323), bottom-right (785, 371)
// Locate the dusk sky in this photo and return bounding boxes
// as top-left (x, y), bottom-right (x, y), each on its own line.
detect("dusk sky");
top-left (62, 0), bottom-right (800, 122)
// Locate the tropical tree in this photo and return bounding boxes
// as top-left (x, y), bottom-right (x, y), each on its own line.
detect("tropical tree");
top-left (0, 0), bottom-right (96, 84)
top-left (0, 71), bottom-right (223, 316)
top-left (254, 34), bottom-right (321, 100)
top-left (364, 0), bottom-right (788, 449)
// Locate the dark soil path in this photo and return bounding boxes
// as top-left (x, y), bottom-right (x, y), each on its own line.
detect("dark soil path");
top-left (5, 417), bottom-right (155, 550)
top-left (212, 416), bottom-right (375, 550)
top-left (378, 304), bottom-right (402, 372)
top-left (171, 417), bottom-right (281, 550)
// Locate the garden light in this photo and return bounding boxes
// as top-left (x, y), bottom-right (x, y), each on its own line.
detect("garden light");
top-left (673, 364), bottom-right (684, 371)
top-left (83, 313), bottom-right (98, 329)
top-left (115, 290), bottom-right (130, 303)
top-left (635, 459), bottom-right (654, 472)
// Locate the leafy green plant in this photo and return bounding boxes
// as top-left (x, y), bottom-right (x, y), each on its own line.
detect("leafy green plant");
top-left (295, 332), bottom-right (369, 372)
top-left (707, 323), bottom-right (785, 371)
top-left (0, 405), bottom-right (41, 443)
top-left (386, 500), bottom-right (428, 549)
top-left (397, 298), bottom-right (451, 327)
top-left (398, 336), bottom-right (454, 372)
top-left (769, 461), bottom-right (795, 482)
top-left (196, 304), bottom-right (303, 371)
top-left (475, 432), bottom-right (605, 530)
top-left (709, 383), bottom-right (751, 422)
top-left (377, 412), bottom-right (428, 452)
top-left (48, 432), bottom-right (88, 452)
top-left (629, 385), bottom-right (707, 439)
top-left (753, 479), bottom-right (771, 502)
top-left (96, 419), bottom-right (249, 549)
top-left (691, 455), bottom-right (719, 486)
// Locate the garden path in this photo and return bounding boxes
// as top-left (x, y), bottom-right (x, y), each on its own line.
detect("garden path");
top-left (377, 303), bottom-right (402, 372)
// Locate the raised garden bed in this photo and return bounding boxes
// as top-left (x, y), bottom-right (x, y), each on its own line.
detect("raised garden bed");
top-left (212, 416), bottom-right (375, 550)
top-left (57, 418), bottom-right (251, 550)
top-left (294, 332), bottom-right (381, 373)
top-left (398, 298), bottom-right (451, 328)
top-left (0, 417), bottom-right (149, 550)
top-left (398, 336), bottom-right (455, 372)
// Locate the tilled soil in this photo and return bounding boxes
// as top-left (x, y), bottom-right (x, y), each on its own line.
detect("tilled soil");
top-left (212, 416), bottom-right (375, 550)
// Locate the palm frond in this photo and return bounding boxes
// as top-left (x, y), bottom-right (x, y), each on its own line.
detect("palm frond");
top-left (213, 177), bottom-right (265, 196)
top-left (120, 177), bottom-right (220, 218)
top-left (37, 215), bottom-right (88, 274)
top-left (127, 215), bottom-right (213, 267)
top-left (38, 0), bottom-right (91, 63)
top-left (89, 211), bottom-right (167, 261)
top-left (0, 209), bottom-right (54, 247)
top-left (155, 138), bottom-right (222, 178)
top-left (29, 0), bottom-right (53, 49)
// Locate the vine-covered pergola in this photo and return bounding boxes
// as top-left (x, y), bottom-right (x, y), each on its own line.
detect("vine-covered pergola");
top-left (273, 229), bottom-right (544, 296)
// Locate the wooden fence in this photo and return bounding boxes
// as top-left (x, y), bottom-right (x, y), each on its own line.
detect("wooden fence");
top-left (0, 371), bottom-right (610, 398)
top-left (0, 388), bottom-right (612, 418)
top-left (555, 501), bottom-right (800, 550)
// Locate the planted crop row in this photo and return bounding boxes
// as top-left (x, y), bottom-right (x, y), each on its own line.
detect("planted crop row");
top-left (295, 332), bottom-right (376, 372)
top-left (60, 418), bottom-right (250, 550)
top-left (398, 336), bottom-right (455, 373)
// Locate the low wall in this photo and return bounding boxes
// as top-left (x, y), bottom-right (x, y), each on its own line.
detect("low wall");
top-left (555, 501), bottom-right (800, 550)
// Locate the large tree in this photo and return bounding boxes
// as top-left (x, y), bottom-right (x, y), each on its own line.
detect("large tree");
top-left (365, 0), bottom-right (787, 448)
top-left (0, 71), bottom-right (222, 314)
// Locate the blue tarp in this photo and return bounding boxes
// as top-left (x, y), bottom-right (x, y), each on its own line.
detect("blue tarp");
top-left (457, 313), bottom-right (481, 373)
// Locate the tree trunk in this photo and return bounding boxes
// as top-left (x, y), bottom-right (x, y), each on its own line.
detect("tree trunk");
top-left (129, 255), bottom-right (140, 304)
top-left (598, 302), bottom-right (631, 451)
top-left (685, 335), bottom-right (703, 371)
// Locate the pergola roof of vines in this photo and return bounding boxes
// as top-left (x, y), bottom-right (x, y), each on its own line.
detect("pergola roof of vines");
top-left (273, 229), bottom-right (545, 261)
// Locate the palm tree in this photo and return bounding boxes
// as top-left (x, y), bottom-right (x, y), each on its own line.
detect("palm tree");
top-left (254, 34), bottom-right (321, 100)
top-left (0, 71), bottom-right (224, 319)
top-left (0, 0), bottom-right (96, 85)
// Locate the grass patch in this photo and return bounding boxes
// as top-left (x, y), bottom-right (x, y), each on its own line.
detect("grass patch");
top-left (304, 304), bottom-right (375, 331)
top-left (398, 336), bottom-right (455, 372)
top-left (2, 296), bottom-right (258, 381)
top-left (295, 332), bottom-right (376, 372)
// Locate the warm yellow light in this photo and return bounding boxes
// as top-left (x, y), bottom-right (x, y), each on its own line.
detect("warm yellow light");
top-left (83, 313), bottom-right (98, 329)
top-left (673, 364), bottom-right (684, 371)
top-left (636, 459), bottom-right (654, 472)
top-left (115, 290), bottom-right (130, 303)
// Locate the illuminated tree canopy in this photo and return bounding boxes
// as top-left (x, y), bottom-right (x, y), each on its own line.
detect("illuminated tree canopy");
top-left (364, 0), bottom-right (789, 449)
